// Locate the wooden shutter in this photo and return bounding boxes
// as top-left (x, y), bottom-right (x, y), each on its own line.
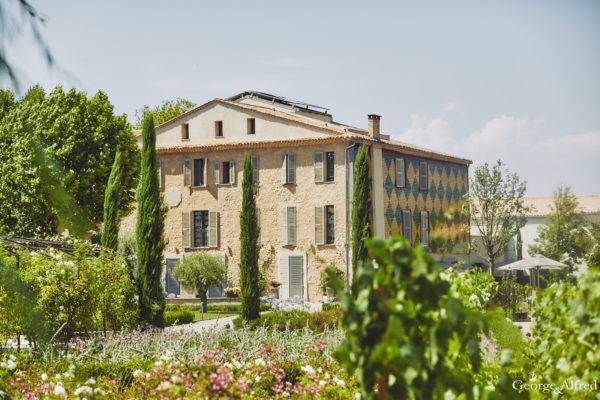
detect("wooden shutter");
top-left (314, 151), bottom-right (324, 182)
top-left (278, 253), bottom-right (290, 299)
top-left (282, 154), bottom-right (288, 184)
top-left (202, 158), bottom-right (207, 187)
top-left (419, 162), bottom-right (428, 191)
top-left (287, 153), bottom-right (296, 184)
top-left (289, 255), bottom-right (304, 298)
top-left (214, 161), bottom-right (220, 185)
top-left (182, 211), bottom-right (191, 248)
top-left (229, 161), bottom-right (236, 185)
top-left (288, 206), bottom-right (297, 245)
top-left (421, 211), bottom-right (429, 248)
top-left (209, 211), bottom-right (218, 247)
top-left (395, 158), bottom-right (405, 188)
top-left (403, 210), bottom-right (412, 245)
top-left (251, 155), bottom-right (259, 184)
top-left (281, 207), bottom-right (289, 245)
top-left (315, 206), bottom-right (324, 245)
top-left (183, 159), bottom-right (191, 186)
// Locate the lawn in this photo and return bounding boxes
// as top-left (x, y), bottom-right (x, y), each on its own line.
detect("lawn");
top-left (193, 311), bottom-right (236, 322)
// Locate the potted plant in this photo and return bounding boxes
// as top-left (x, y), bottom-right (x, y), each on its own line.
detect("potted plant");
top-left (270, 280), bottom-right (281, 299)
top-left (224, 287), bottom-right (241, 298)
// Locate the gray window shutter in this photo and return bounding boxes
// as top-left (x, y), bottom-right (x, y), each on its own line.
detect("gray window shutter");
top-left (421, 211), bottom-right (429, 248)
top-left (395, 158), bottom-right (405, 188)
top-left (419, 162), bottom-right (428, 190)
top-left (315, 206), bottom-right (324, 245)
top-left (251, 155), bottom-right (259, 184)
top-left (183, 159), bottom-right (191, 186)
top-left (403, 210), bottom-right (412, 245)
top-left (209, 211), bottom-right (218, 247)
top-left (281, 207), bottom-right (289, 245)
top-left (287, 207), bottom-right (297, 245)
top-left (214, 161), bottom-right (220, 185)
top-left (314, 152), bottom-right (324, 182)
top-left (289, 255), bottom-right (304, 298)
top-left (287, 153), bottom-right (296, 184)
top-left (278, 253), bottom-right (290, 299)
top-left (282, 154), bottom-right (288, 184)
top-left (182, 211), bottom-right (191, 248)
top-left (202, 158), bottom-right (207, 187)
top-left (229, 161), bottom-right (236, 185)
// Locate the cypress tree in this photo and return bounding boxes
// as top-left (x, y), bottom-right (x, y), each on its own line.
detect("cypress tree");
top-left (101, 151), bottom-right (124, 251)
top-left (135, 114), bottom-right (165, 327)
top-left (351, 144), bottom-right (372, 279)
top-left (516, 229), bottom-right (523, 260)
top-left (239, 152), bottom-right (260, 320)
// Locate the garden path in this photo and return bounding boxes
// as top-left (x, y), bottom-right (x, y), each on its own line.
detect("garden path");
top-left (164, 315), bottom-right (237, 333)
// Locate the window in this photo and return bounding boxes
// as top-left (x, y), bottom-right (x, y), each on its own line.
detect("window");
top-left (282, 206), bottom-right (297, 245)
top-left (326, 152), bottom-right (335, 182)
top-left (419, 161), bottom-right (428, 191)
top-left (181, 210), bottom-right (218, 248)
top-left (314, 151), bottom-right (335, 182)
top-left (215, 120), bottom-right (223, 137)
top-left (247, 118), bottom-right (255, 134)
top-left (214, 161), bottom-right (236, 185)
top-left (165, 258), bottom-right (181, 296)
top-left (421, 211), bottom-right (429, 249)
top-left (402, 210), bottom-right (412, 245)
top-left (315, 205), bottom-right (335, 245)
top-left (193, 158), bottom-right (206, 186)
top-left (181, 123), bottom-right (189, 140)
top-left (282, 153), bottom-right (296, 184)
top-left (395, 158), bottom-right (405, 188)
top-left (251, 154), bottom-right (259, 184)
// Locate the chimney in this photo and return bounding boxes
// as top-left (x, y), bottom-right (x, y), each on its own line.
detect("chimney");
top-left (368, 114), bottom-right (381, 139)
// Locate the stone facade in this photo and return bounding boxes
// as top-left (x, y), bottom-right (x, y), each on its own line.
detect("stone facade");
top-left (121, 91), bottom-right (472, 301)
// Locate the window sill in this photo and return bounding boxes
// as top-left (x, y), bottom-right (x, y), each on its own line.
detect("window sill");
top-left (190, 185), bottom-right (208, 189)
top-left (181, 138), bottom-right (190, 142)
top-left (316, 180), bottom-right (335, 185)
top-left (215, 136), bottom-right (225, 139)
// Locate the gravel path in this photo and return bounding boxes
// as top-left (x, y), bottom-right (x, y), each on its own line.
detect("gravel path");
top-left (164, 315), bottom-right (237, 333)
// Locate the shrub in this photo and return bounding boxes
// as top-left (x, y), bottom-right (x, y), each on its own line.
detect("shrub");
top-left (163, 310), bottom-right (195, 326)
top-left (484, 307), bottom-right (526, 363)
top-left (320, 264), bottom-right (344, 295)
top-left (172, 252), bottom-right (226, 312)
top-left (448, 266), bottom-right (498, 309)
top-left (165, 302), bottom-right (271, 314)
top-left (233, 309), bottom-right (341, 332)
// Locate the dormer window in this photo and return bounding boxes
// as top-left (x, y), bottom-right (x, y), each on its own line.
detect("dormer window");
top-left (181, 123), bottom-right (189, 140)
top-left (215, 121), bottom-right (223, 137)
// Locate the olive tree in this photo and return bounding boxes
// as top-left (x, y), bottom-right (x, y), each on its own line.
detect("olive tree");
top-left (172, 252), bottom-right (226, 313)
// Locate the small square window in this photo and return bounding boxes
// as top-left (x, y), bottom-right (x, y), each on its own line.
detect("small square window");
top-left (181, 123), bottom-right (189, 140)
top-left (215, 121), bottom-right (223, 137)
top-left (247, 118), bottom-right (256, 134)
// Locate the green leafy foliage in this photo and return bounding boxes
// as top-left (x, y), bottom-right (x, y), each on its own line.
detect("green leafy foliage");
top-left (163, 310), bottom-right (195, 326)
top-left (135, 114), bottom-right (165, 327)
top-left (529, 186), bottom-right (593, 272)
top-left (449, 266), bottom-right (498, 309)
top-left (524, 270), bottom-right (600, 397)
top-left (350, 144), bottom-right (371, 278)
top-left (0, 86), bottom-right (139, 237)
top-left (328, 236), bottom-right (485, 399)
top-left (239, 152), bottom-right (260, 320)
top-left (320, 263), bottom-right (345, 295)
top-left (233, 309), bottom-right (341, 332)
top-left (134, 98), bottom-right (196, 128)
top-left (483, 307), bottom-right (526, 363)
top-left (496, 275), bottom-right (529, 319)
top-left (464, 160), bottom-right (530, 274)
top-left (172, 252), bottom-right (226, 310)
top-left (166, 302), bottom-right (271, 313)
top-left (101, 151), bottom-right (125, 250)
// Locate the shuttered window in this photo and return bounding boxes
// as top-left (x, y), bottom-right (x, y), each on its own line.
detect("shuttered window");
top-left (193, 158), bottom-right (206, 187)
top-left (421, 211), bottom-right (429, 248)
top-left (222, 161), bottom-right (231, 184)
top-left (282, 206), bottom-right (297, 245)
top-left (183, 159), bottom-right (191, 186)
top-left (325, 205), bottom-right (335, 244)
top-left (213, 161), bottom-right (220, 185)
top-left (395, 158), bottom-right (405, 188)
top-left (325, 152), bottom-right (335, 182)
top-left (229, 161), bottom-right (236, 185)
top-left (278, 253), bottom-right (290, 298)
top-left (190, 210), bottom-right (218, 248)
top-left (193, 211), bottom-right (209, 247)
top-left (182, 212), bottom-right (191, 248)
top-left (315, 206), bottom-right (324, 245)
top-left (419, 162), bottom-right (428, 191)
top-left (282, 153), bottom-right (296, 184)
top-left (209, 211), bottom-right (218, 247)
top-left (251, 155), bottom-right (259, 184)
top-left (289, 255), bottom-right (304, 298)
top-left (314, 152), bottom-right (324, 182)
top-left (402, 210), bottom-right (412, 245)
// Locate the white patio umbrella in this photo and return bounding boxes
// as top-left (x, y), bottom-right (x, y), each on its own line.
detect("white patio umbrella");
top-left (497, 256), bottom-right (567, 287)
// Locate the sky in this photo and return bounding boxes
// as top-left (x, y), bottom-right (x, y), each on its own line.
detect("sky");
top-left (3, 0), bottom-right (600, 196)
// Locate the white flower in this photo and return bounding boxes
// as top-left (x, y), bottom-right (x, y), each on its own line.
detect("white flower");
top-left (6, 360), bottom-right (17, 370)
top-left (9, 355), bottom-right (15, 361)
top-left (74, 385), bottom-right (93, 395)
top-left (54, 382), bottom-right (67, 398)
top-left (132, 369), bottom-right (143, 378)
top-left (333, 376), bottom-right (345, 387)
top-left (60, 269), bottom-right (66, 275)
top-left (233, 360), bottom-right (242, 369)
top-left (301, 365), bottom-right (315, 377)
top-left (86, 377), bottom-right (96, 385)
top-left (64, 261), bottom-right (75, 267)
top-left (170, 375), bottom-right (183, 384)
top-left (157, 380), bottom-right (171, 391)
top-left (254, 358), bottom-right (266, 367)
top-left (319, 380), bottom-right (326, 387)
top-left (154, 361), bottom-right (164, 367)
top-left (255, 376), bottom-right (261, 382)
top-left (55, 373), bottom-right (61, 379)
top-left (41, 373), bottom-right (48, 381)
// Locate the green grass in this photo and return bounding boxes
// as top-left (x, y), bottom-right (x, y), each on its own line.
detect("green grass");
top-left (193, 311), bottom-right (236, 322)
top-left (484, 307), bottom-right (526, 363)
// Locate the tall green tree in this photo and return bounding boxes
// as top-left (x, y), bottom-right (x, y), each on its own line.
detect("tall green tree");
top-left (101, 151), bottom-right (125, 250)
top-left (172, 253), bottom-right (226, 314)
top-left (0, 86), bottom-right (139, 237)
top-left (529, 186), bottom-right (592, 270)
top-left (239, 152), bottom-right (260, 320)
top-left (464, 160), bottom-right (530, 275)
top-left (351, 144), bottom-right (372, 279)
top-left (135, 114), bottom-right (165, 327)
top-left (516, 229), bottom-right (523, 260)
top-left (587, 223), bottom-right (600, 269)
top-left (134, 98), bottom-right (196, 128)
